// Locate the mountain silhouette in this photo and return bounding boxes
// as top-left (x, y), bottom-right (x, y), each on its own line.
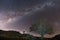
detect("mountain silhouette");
top-left (52, 34), bottom-right (60, 40)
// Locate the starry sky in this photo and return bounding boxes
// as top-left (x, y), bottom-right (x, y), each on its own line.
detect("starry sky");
top-left (0, 0), bottom-right (60, 37)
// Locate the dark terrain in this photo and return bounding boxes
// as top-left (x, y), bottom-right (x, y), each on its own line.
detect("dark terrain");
top-left (0, 30), bottom-right (60, 40)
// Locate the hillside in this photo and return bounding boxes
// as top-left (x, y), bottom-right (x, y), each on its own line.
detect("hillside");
top-left (0, 30), bottom-right (59, 40)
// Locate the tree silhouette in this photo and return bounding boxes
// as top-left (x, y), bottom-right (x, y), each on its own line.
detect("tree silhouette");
top-left (30, 19), bottom-right (53, 40)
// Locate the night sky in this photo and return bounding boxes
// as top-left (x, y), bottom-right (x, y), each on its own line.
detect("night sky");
top-left (0, 0), bottom-right (60, 37)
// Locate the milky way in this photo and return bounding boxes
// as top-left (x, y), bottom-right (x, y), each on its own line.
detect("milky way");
top-left (0, 0), bottom-right (60, 37)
